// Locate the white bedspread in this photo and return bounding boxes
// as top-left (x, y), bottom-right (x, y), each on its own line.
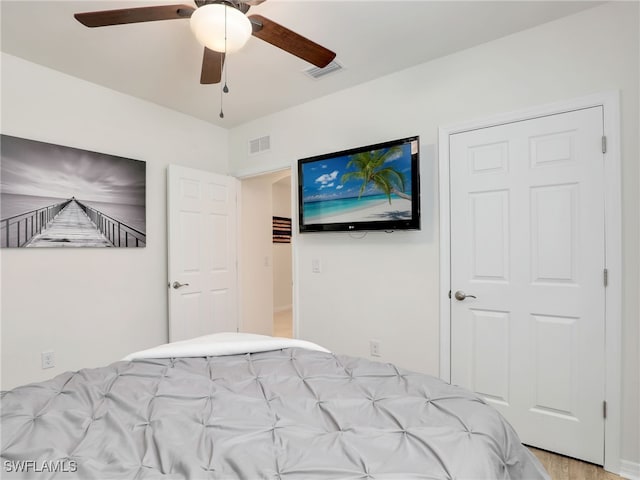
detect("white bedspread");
top-left (123, 332), bottom-right (330, 361)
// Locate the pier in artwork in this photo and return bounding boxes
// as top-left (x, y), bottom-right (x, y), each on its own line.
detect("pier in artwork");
top-left (1, 199), bottom-right (145, 248)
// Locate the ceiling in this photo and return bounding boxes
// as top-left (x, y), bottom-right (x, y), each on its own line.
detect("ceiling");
top-left (1, 1), bottom-right (600, 128)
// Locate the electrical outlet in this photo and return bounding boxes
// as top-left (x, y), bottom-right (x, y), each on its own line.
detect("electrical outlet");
top-left (312, 258), bottom-right (322, 273)
top-left (369, 340), bottom-right (381, 357)
top-left (41, 351), bottom-right (55, 369)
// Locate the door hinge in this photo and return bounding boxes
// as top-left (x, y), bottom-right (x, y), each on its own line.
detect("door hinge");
top-left (604, 268), bottom-right (609, 287)
top-left (448, 290), bottom-right (452, 299)
top-left (602, 136), bottom-right (607, 154)
top-left (603, 400), bottom-right (607, 419)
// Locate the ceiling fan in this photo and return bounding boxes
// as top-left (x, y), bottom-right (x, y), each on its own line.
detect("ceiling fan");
top-left (74, 0), bottom-right (336, 85)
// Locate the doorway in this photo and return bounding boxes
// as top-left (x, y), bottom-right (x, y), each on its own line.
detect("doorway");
top-left (438, 92), bottom-right (622, 472)
top-left (272, 175), bottom-right (293, 337)
top-left (239, 168), bottom-right (293, 338)
top-left (451, 107), bottom-right (605, 463)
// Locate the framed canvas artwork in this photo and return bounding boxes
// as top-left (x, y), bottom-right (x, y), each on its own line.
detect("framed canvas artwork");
top-left (0, 135), bottom-right (146, 248)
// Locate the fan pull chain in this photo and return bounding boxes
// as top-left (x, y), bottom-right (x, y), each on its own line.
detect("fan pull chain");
top-left (219, 49), bottom-right (225, 118)
top-left (219, 4), bottom-right (229, 118)
top-left (223, 4), bottom-right (229, 94)
top-left (222, 58), bottom-right (229, 93)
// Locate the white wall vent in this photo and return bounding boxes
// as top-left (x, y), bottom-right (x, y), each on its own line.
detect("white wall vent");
top-left (303, 60), bottom-right (343, 79)
top-left (248, 135), bottom-right (271, 156)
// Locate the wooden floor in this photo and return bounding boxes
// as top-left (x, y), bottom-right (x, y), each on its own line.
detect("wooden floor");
top-left (529, 448), bottom-right (623, 480)
top-left (273, 308), bottom-right (293, 338)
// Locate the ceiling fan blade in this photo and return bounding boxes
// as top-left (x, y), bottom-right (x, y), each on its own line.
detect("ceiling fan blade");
top-left (201, 48), bottom-right (224, 84)
top-left (249, 14), bottom-right (336, 68)
top-left (74, 5), bottom-right (195, 28)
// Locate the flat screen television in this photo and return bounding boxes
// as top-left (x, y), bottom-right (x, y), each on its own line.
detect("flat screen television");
top-left (298, 136), bottom-right (420, 233)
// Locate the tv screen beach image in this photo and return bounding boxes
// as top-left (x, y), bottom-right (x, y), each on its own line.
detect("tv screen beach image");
top-left (300, 141), bottom-right (415, 226)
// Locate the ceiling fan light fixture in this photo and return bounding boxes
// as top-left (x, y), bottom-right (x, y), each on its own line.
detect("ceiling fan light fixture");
top-left (190, 3), bottom-right (252, 53)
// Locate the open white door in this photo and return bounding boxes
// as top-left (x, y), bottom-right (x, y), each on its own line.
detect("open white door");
top-left (167, 165), bottom-right (238, 342)
top-left (449, 107), bottom-right (606, 464)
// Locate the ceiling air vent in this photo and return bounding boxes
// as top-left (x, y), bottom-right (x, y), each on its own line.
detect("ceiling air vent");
top-left (248, 135), bottom-right (271, 156)
top-left (303, 60), bottom-right (343, 79)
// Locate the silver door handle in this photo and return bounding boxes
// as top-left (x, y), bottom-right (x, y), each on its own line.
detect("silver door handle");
top-left (454, 290), bottom-right (477, 301)
top-left (172, 281), bottom-right (190, 289)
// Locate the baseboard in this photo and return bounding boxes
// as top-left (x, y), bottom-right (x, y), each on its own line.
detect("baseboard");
top-left (620, 459), bottom-right (640, 480)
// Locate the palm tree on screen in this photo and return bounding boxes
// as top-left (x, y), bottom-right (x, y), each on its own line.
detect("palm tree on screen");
top-left (340, 146), bottom-right (410, 204)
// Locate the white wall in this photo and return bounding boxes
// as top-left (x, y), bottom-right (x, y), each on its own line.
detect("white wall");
top-left (228, 2), bottom-right (639, 467)
top-left (0, 54), bottom-right (229, 390)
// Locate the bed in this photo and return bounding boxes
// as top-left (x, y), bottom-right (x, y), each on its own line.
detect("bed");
top-left (1, 333), bottom-right (549, 479)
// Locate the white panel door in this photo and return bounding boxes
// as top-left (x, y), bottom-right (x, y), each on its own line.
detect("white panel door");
top-left (167, 165), bottom-right (238, 342)
top-left (450, 107), bottom-right (605, 464)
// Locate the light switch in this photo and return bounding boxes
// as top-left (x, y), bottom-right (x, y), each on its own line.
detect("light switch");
top-left (312, 258), bottom-right (322, 273)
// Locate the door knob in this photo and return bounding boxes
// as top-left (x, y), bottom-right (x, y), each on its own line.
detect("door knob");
top-left (454, 290), bottom-right (476, 301)
top-left (172, 281), bottom-right (190, 289)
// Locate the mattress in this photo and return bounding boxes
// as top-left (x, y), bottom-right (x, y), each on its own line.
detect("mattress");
top-left (1, 333), bottom-right (549, 479)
